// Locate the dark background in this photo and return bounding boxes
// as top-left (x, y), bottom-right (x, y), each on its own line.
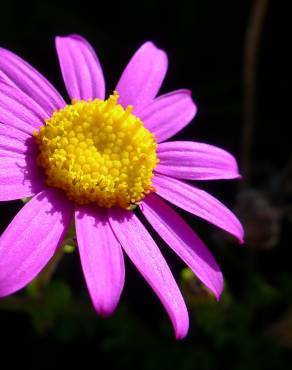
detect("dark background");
top-left (1, 1), bottom-right (291, 369)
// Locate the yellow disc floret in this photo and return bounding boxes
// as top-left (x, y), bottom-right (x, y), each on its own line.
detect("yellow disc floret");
top-left (34, 92), bottom-right (158, 209)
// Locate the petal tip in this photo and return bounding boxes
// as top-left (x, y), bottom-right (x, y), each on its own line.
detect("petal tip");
top-left (93, 302), bottom-right (117, 318)
top-left (207, 269), bottom-right (224, 301)
top-left (144, 40), bottom-right (163, 51)
top-left (191, 100), bottom-right (198, 119)
top-left (56, 34), bottom-right (81, 41)
top-left (239, 237), bottom-right (245, 245)
top-left (141, 41), bottom-right (168, 63)
top-left (215, 294), bottom-right (221, 302)
top-left (214, 286), bottom-right (223, 302)
top-left (172, 305), bottom-right (189, 340)
top-left (237, 223), bottom-right (245, 244)
top-left (174, 320), bottom-right (189, 340)
top-left (180, 89), bottom-right (198, 121)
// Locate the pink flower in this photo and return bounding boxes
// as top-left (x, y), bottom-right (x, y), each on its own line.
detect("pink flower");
top-left (0, 35), bottom-right (243, 339)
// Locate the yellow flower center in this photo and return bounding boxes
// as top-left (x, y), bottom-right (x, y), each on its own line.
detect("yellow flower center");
top-left (34, 92), bottom-right (158, 209)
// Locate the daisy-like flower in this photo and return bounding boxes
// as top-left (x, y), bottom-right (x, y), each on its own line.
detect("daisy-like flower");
top-left (0, 35), bottom-right (243, 339)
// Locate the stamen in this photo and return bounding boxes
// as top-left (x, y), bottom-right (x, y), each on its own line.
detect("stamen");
top-left (34, 92), bottom-right (158, 209)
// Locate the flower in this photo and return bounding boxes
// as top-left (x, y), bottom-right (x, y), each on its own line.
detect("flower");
top-left (0, 34), bottom-right (243, 339)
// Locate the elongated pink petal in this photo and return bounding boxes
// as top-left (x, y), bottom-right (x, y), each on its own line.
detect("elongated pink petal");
top-left (138, 90), bottom-right (197, 142)
top-left (0, 156), bottom-right (45, 201)
top-left (141, 194), bottom-right (223, 299)
top-left (116, 42), bottom-right (168, 112)
top-left (75, 205), bottom-right (125, 316)
top-left (56, 35), bottom-right (105, 101)
top-left (0, 189), bottom-right (73, 297)
top-left (109, 208), bottom-right (189, 339)
top-left (0, 81), bottom-right (49, 134)
top-left (0, 123), bottom-right (36, 156)
top-left (0, 149), bottom-right (25, 159)
top-left (156, 141), bottom-right (240, 180)
top-left (0, 48), bottom-right (65, 115)
top-left (153, 174), bottom-right (244, 243)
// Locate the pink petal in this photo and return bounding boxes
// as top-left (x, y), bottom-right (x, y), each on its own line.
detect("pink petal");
top-left (153, 174), bottom-right (244, 243)
top-left (141, 193), bottom-right (223, 299)
top-left (116, 42), bottom-right (168, 112)
top-left (75, 205), bottom-right (125, 316)
top-left (0, 149), bottom-right (24, 159)
top-left (156, 141), bottom-right (240, 180)
top-left (0, 123), bottom-right (36, 156)
top-left (55, 34), bottom-right (105, 101)
top-left (0, 189), bottom-right (73, 297)
top-left (0, 48), bottom-right (65, 116)
top-left (0, 81), bottom-right (47, 134)
top-left (0, 156), bottom-right (45, 201)
top-left (138, 90), bottom-right (197, 142)
top-left (109, 208), bottom-right (189, 339)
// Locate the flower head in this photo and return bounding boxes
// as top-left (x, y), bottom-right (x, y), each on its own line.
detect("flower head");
top-left (0, 35), bottom-right (244, 339)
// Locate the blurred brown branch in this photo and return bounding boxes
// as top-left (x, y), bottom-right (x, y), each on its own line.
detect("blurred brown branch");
top-left (241, 0), bottom-right (269, 187)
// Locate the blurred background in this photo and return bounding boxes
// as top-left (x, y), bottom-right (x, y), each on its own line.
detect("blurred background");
top-left (0, 0), bottom-right (291, 369)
